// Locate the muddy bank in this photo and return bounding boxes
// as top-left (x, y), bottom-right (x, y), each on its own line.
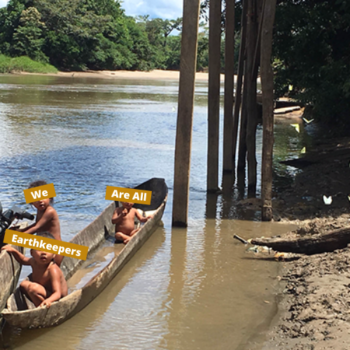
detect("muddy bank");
top-left (262, 247), bottom-right (350, 350)
top-left (259, 136), bottom-right (350, 349)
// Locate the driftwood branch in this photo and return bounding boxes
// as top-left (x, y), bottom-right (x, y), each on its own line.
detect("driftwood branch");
top-left (251, 228), bottom-right (350, 255)
top-left (233, 234), bottom-right (302, 261)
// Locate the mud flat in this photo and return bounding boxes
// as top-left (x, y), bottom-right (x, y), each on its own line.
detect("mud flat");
top-left (261, 137), bottom-right (350, 349)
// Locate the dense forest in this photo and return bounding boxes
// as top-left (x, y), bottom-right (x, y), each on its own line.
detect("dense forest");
top-left (0, 0), bottom-right (221, 71)
top-left (0, 0), bottom-right (178, 70)
top-left (0, 0), bottom-right (349, 124)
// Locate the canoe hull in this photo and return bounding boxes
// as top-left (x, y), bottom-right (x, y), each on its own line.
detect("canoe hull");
top-left (0, 246), bottom-right (23, 313)
top-left (2, 178), bottom-right (167, 328)
top-left (0, 222), bottom-right (27, 313)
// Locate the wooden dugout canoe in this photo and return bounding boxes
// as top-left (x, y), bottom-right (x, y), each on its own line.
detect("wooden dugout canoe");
top-left (2, 178), bottom-right (168, 329)
top-left (0, 222), bottom-right (28, 314)
top-left (0, 246), bottom-right (23, 314)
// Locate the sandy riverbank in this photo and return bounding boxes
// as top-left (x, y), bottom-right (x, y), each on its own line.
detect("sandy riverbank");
top-left (17, 69), bottom-right (230, 82)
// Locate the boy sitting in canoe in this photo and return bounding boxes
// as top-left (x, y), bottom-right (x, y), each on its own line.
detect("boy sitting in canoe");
top-left (112, 202), bottom-right (152, 244)
top-left (17, 180), bottom-right (63, 266)
top-left (1, 232), bottom-right (68, 309)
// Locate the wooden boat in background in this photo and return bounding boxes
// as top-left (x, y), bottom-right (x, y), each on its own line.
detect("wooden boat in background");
top-left (2, 178), bottom-right (168, 329)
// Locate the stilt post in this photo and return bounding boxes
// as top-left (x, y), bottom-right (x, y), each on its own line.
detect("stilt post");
top-left (261, 0), bottom-right (277, 221)
top-left (207, 0), bottom-right (222, 192)
top-left (223, 0), bottom-right (235, 178)
top-left (172, 0), bottom-right (201, 227)
top-left (245, 0), bottom-right (259, 197)
top-left (232, 0), bottom-right (247, 180)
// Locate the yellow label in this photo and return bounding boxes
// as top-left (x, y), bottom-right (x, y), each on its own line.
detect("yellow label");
top-left (105, 186), bottom-right (152, 205)
top-left (23, 183), bottom-right (56, 204)
top-left (4, 229), bottom-right (88, 260)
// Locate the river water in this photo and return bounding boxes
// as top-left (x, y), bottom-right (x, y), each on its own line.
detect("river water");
top-left (0, 74), bottom-right (301, 350)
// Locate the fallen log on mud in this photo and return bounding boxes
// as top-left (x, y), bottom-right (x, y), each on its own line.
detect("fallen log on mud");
top-left (251, 228), bottom-right (350, 255)
top-left (233, 234), bottom-right (302, 261)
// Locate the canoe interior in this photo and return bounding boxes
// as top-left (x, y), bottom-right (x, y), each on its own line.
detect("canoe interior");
top-left (3, 178), bottom-right (167, 324)
top-left (60, 202), bottom-right (115, 281)
top-left (66, 241), bottom-right (125, 292)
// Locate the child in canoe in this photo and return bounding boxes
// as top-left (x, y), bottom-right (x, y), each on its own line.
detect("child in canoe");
top-left (112, 202), bottom-right (152, 244)
top-left (1, 232), bottom-right (68, 309)
top-left (17, 180), bottom-right (63, 266)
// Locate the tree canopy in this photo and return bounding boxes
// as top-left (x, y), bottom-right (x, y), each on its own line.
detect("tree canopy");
top-left (0, 0), bottom-right (185, 71)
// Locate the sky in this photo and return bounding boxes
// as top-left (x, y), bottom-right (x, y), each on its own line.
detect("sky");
top-left (0, 0), bottom-right (184, 19)
top-left (123, 0), bottom-right (183, 19)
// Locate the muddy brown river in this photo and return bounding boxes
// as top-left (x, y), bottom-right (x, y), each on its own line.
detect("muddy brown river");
top-left (0, 74), bottom-right (302, 349)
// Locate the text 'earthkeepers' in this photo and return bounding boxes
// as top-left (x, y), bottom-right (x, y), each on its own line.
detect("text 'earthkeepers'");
top-left (4, 230), bottom-right (88, 260)
top-left (105, 186), bottom-right (152, 205)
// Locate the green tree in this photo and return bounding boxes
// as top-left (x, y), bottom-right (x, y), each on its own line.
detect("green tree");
top-left (12, 7), bottom-right (47, 62)
top-left (33, 0), bottom-right (135, 70)
top-left (138, 17), bottom-right (182, 47)
top-left (126, 16), bottom-right (157, 70)
top-left (0, 0), bottom-right (27, 55)
top-left (165, 35), bottom-right (181, 70)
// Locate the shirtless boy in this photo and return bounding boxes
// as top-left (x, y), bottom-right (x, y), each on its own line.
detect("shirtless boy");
top-left (18, 180), bottom-right (63, 266)
top-left (112, 202), bottom-right (152, 244)
top-left (1, 232), bottom-right (68, 308)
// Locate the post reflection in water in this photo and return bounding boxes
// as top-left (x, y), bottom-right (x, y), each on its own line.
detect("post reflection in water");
top-left (160, 227), bottom-right (187, 350)
top-left (221, 172), bottom-right (234, 219)
top-left (205, 192), bottom-right (218, 219)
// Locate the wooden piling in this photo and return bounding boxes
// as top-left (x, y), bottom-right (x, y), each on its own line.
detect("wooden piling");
top-left (252, 0), bottom-right (265, 78)
top-left (223, 0), bottom-right (235, 178)
top-left (245, 0), bottom-right (259, 197)
top-left (232, 0), bottom-right (248, 179)
top-left (207, 0), bottom-right (222, 192)
top-left (237, 66), bottom-right (248, 189)
top-left (172, 0), bottom-right (201, 227)
top-left (261, 0), bottom-right (277, 221)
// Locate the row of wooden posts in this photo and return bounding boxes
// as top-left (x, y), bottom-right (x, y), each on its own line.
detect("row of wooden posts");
top-left (172, 0), bottom-right (277, 227)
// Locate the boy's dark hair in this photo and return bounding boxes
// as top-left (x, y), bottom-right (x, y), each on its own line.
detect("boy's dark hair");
top-left (29, 180), bottom-right (54, 204)
top-left (29, 180), bottom-right (47, 188)
top-left (36, 232), bottom-right (55, 240)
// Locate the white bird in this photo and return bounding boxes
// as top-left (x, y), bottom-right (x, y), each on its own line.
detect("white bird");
top-left (291, 124), bottom-right (300, 133)
top-left (323, 195), bottom-right (332, 205)
top-left (301, 147), bottom-right (306, 154)
top-left (303, 117), bottom-right (314, 124)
